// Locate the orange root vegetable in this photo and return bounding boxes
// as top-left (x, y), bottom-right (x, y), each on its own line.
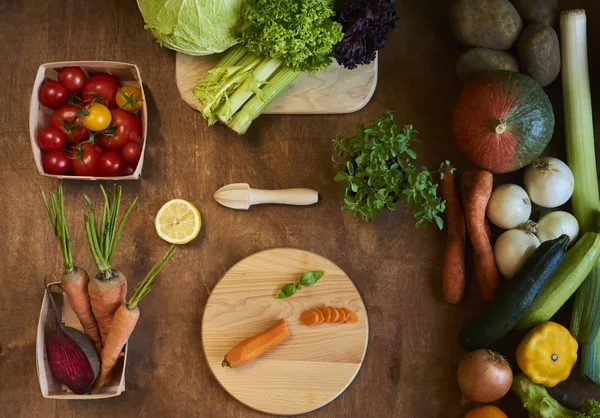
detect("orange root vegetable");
top-left (223, 319), bottom-right (290, 368)
top-left (93, 246), bottom-right (176, 391)
top-left (42, 186), bottom-right (102, 353)
top-left (441, 166), bottom-right (467, 304)
top-left (336, 307), bottom-right (347, 322)
top-left (346, 311), bottom-right (359, 323)
top-left (328, 307), bottom-right (339, 322)
top-left (83, 185), bottom-right (137, 345)
top-left (462, 170), bottom-right (500, 300)
top-left (301, 310), bottom-right (319, 326)
top-left (92, 303), bottom-right (138, 390)
top-left (62, 268), bottom-right (102, 353)
top-left (313, 308), bottom-right (324, 324)
top-left (319, 307), bottom-right (331, 322)
top-left (88, 270), bottom-right (127, 344)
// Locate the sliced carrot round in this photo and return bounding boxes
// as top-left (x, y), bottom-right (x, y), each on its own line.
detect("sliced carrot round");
top-left (339, 307), bottom-right (351, 322)
top-left (319, 306), bottom-right (331, 323)
top-left (346, 311), bottom-right (359, 324)
top-left (313, 308), bottom-right (324, 324)
top-left (329, 306), bottom-right (340, 322)
top-left (301, 310), bottom-right (318, 326)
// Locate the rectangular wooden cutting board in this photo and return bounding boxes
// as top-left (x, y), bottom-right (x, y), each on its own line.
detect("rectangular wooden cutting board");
top-left (175, 52), bottom-right (378, 114)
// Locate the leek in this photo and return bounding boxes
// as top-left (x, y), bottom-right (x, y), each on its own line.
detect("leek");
top-left (561, 9), bottom-right (600, 344)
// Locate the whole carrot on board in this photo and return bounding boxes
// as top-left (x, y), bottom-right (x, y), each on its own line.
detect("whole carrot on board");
top-left (93, 246), bottom-right (176, 391)
top-left (84, 185), bottom-right (137, 344)
top-left (42, 185), bottom-right (102, 353)
top-left (461, 169), bottom-right (500, 300)
top-left (440, 166), bottom-right (466, 304)
top-left (223, 319), bottom-right (290, 368)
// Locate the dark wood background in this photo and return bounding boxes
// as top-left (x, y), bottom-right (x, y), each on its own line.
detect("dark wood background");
top-left (1, 0), bottom-right (600, 416)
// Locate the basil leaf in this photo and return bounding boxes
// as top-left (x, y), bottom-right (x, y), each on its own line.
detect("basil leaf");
top-left (299, 270), bottom-right (324, 286)
top-left (275, 283), bottom-right (299, 299)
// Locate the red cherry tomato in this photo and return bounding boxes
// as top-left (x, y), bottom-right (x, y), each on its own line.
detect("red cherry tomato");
top-left (42, 150), bottom-right (70, 175)
top-left (70, 142), bottom-right (102, 177)
top-left (49, 105), bottom-right (89, 145)
top-left (123, 165), bottom-right (136, 176)
top-left (97, 109), bottom-right (142, 151)
top-left (82, 74), bottom-right (120, 107)
top-left (97, 152), bottom-right (126, 177)
top-left (37, 126), bottom-right (66, 151)
top-left (39, 80), bottom-right (68, 109)
top-left (122, 142), bottom-right (142, 166)
top-left (58, 67), bottom-right (86, 93)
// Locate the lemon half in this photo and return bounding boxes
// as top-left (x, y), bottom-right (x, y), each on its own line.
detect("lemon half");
top-left (155, 199), bottom-right (201, 244)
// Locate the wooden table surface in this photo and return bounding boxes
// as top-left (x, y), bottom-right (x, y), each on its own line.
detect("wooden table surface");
top-left (2, 0), bottom-right (600, 416)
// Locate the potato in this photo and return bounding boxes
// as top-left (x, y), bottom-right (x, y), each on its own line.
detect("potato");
top-left (456, 48), bottom-right (519, 82)
top-left (511, 0), bottom-right (558, 26)
top-left (518, 24), bottom-right (561, 86)
top-left (450, 0), bottom-right (524, 50)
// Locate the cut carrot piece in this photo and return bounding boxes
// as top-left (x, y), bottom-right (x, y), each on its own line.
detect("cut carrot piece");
top-left (335, 308), bottom-right (346, 322)
top-left (340, 307), bottom-right (352, 322)
top-left (346, 311), bottom-right (359, 323)
top-left (319, 306), bottom-right (331, 323)
top-left (313, 308), bottom-right (324, 324)
top-left (301, 310), bottom-right (318, 326)
top-left (329, 306), bottom-right (340, 322)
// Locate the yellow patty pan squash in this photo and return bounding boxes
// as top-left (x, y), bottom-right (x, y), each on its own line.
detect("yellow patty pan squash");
top-left (516, 321), bottom-right (578, 387)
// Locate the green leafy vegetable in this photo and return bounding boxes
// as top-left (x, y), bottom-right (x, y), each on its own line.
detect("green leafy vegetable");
top-left (333, 110), bottom-right (450, 226)
top-left (193, 0), bottom-right (342, 134)
top-left (275, 271), bottom-right (325, 299)
top-left (237, 0), bottom-right (343, 73)
top-left (136, 0), bottom-right (241, 55)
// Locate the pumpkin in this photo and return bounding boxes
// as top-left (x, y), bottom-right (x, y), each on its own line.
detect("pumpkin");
top-left (452, 71), bottom-right (555, 173)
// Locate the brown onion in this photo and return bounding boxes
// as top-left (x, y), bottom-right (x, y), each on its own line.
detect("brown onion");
top-left (457, 349), bottom-right (513, 404)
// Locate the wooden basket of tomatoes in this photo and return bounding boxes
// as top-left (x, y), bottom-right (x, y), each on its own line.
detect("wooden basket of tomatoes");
top-left (29, 61), bottom-right (147, 179)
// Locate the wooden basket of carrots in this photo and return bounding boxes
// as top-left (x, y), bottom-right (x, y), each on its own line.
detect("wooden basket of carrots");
top-left (36, 283), bottom-right (128, 399)
top-left (35, 185), bottom-right (176, 398)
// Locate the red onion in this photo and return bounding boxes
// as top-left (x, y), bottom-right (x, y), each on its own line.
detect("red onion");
top-left (457, 349), bottom-right (513, 404)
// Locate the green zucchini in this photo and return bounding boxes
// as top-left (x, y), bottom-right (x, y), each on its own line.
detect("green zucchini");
top-left (517, 232), bottom-right (600, 330)
top-left (459, 235), bottom-right (570, 351)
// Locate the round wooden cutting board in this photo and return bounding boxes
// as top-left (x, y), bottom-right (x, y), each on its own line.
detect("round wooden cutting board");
top-left (202, 248), bottom-right (368, 416)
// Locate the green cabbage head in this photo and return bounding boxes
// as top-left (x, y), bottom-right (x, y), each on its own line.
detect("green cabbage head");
top-left (137, 0), bottom-right (241, 55)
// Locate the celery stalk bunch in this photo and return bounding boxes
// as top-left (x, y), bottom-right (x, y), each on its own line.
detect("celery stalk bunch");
top-left (193, 0), bottom-right (343, 134)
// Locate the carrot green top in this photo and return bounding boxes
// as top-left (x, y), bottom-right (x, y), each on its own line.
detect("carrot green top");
top-left (127, 245), bottom-right (176, 310)
top-left (42, 185), bottom-right (73, 273)
top-left (84, 185), bottom-right (137, 278)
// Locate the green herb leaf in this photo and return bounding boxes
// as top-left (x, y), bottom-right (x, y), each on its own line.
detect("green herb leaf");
top-left (332, 110), bottom-right (449, 228)
top-left (299, 270), bottom-right (324, 286)
top-left (275, 283), bottom-right (299, 299)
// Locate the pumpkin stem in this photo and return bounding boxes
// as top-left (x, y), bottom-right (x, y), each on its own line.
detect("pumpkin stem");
top-left (491, 118), bottom-right (507, 134)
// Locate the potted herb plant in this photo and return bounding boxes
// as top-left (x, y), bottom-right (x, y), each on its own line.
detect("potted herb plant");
top-left (333, 110), bottom-right (451, 227)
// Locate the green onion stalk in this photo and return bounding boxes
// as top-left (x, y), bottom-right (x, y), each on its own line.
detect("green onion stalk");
top-left (84, 184), bottom-right (137, 343)
top-left (194, 45), bottom-right (301, 134)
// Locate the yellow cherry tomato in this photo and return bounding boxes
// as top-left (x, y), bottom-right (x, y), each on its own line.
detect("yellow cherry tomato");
top-left (115, 85), bottom-right (143, 112)
top-left (465, 405), bottom-right (508, 418)
top-left (81, 103), bottom-right (112, 132)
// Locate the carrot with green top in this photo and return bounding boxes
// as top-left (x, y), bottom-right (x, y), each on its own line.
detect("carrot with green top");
top-left (93, 246), bottom-right (176, 390)
top-left (84, 184), bottom-right (137, 344)
top-left (42, 185), bottom-right (102, 353)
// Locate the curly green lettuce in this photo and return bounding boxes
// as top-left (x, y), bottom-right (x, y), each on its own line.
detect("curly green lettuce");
top-left (236, 0), bottom-right (343, 73)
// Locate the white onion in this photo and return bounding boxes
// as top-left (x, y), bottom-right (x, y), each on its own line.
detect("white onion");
top-left (523, 157), bottom-right (574, 208)
top-left (494, 226), bottom-right (541, 279)
top-left (536, 211), bottom-right (579, 246)
top-left (486, 184), bottom-right (532, 229)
